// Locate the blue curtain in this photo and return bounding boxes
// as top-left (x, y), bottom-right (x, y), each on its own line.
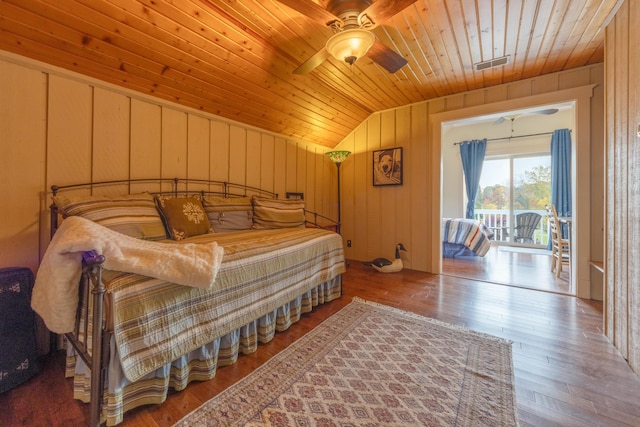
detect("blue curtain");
top-left (459, 139), bottom-right (487, 219)
top-left (550, 128), bottom-right (572, 241)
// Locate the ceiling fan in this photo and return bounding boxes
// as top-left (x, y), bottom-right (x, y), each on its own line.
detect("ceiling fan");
top-left (493, 108), bottom-right (559, 125)
top-left (276, 0), bottom-right (417, 74)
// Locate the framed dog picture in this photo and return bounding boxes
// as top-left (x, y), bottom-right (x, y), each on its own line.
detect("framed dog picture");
top-left (373, 147), bottom-right (403, 186)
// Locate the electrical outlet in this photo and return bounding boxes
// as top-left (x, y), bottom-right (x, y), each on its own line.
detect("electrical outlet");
top-left (347, 240), bottom-right (352, 247)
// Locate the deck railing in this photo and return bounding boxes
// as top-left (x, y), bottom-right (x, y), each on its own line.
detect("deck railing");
top-left (474, 209), bottom-right (549, 247)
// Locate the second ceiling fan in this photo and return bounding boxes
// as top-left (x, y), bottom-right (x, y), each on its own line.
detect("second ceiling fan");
top-left (276, 0), bottom-right (417, 74)
top-left (493, 108), bottom-right (559, 125)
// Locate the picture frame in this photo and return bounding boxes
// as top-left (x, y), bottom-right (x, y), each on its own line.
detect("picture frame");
top-left (286, 192), bottom-right (304, 200)
top-left (372, 147), bottom-right (403, 186)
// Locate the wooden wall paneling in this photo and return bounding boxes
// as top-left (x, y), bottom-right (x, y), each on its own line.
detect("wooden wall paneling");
top-left (365, 113), bottom-right (382, 261)
top-left (352, 123), bottom-right (368, 260)
top-left (573, 86), bottom-right (595, 299)
top-left (589, 65), bottom-right (605, 302)
top-left (395, 106), bottom-right (412, 269)
top-left (463, 90), bottom-right (486, 108)
top-left (531, 73), bottom-right (560, 95)
top-left (273, 137), bottom-right (287, 199)
top-left (130, 99), bottom-right (162, 193)
top-left (245, 130), bottom-right (262, 190)
top-left (305, 149), bottom-right (318, 214)
top-left (186, 114), bottom-right (211, 186)
top-left (559, 68), bottom-right (592, 90)
top-left (507, 80), bottom-right (533, 99)
top-left (627, 0), bottom-right (640, 374)
top-left (260, 134), bottom-right (275, 194)
top-left (285, 142), bottom-right (297, 195)
top-left (409, 102), bottom-right (429, 271)
top-left (319, 148), bottom-right (334, 223)
top-left (92, 87), bottom-right (130, 195)
top-left (46, 75), bottom-right (93, 187)
top-left (613, 4), bottom-right (629, 359)
top-left (340, 132), bottom-right (356, 257)
top-left (44, 74), bottom-right (92, 354)
top-left (209, 121), bottom-right (230, 182)
top-left (444, 93), bottom-right (465, 111)
top-left (295, 144), bottom-right (307, 195)
top-left (323, 149), bottom-right (336, 224)
top-left (0, 61), bottom-right (46, 271)
top-left (228, 125), bottom-right (247, 186)
top-left (605, 22), bottom-right (616, 340)
top-left (428, 97), bottom-right (447, 116)
top-left (315, 148), bottom-right (329, 216)
top-left (160, 108), bottom-right (188, 185)
top-left (484, 85), bottom-right (508, 105)
top-left (379, 110), bottom-right (398, 258)
top-left (428, 99), bottom-right (444, 274)
top-left (303, 147), bottom-right (316, 212)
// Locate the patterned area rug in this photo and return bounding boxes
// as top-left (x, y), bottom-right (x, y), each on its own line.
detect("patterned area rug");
top-left (175, 298), bottom-right (518, 426)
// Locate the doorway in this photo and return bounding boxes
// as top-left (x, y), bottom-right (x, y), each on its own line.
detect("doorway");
top-left (440, 103), bottom-right (575, 295)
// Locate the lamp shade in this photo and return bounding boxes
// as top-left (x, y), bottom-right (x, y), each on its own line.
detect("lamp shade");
top-left (325, 29), bottom-right (375, 65)
top-left (326, 150), bottom-right (351, 165)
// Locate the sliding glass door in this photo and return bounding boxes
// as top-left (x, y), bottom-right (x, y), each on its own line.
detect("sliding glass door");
top-left (474, 154), bottom-right (551, 247)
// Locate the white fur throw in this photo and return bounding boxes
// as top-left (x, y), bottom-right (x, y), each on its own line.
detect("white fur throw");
top-left (32, 216), bottom-right (224, 333)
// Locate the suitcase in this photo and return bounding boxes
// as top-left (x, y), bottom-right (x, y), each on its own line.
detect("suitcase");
top-left (0, 267), bottom-right (39, 393)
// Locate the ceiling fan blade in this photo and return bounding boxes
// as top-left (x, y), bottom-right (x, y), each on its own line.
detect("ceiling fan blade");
top-left (293, 47), bottom-right (330, 74)
top-left (366, 39), bottom-right (407, 73)
top-left (358, 0), bottom-right (417, 29)
top-left (276, 0), bottom-right (341, 26)
top-left (535, 108), bottom-right (559, 115)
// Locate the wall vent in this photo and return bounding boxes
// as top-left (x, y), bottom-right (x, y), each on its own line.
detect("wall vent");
top-left (474, 55), bottom-right (511, 71)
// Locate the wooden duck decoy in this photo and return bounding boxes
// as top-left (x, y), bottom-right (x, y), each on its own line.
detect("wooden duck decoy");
top-left (363, 243), bottom-right (407, 273)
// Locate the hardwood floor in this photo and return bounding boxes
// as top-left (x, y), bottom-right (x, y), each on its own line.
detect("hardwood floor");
top-left (3, 260), bottom-right (639, 426)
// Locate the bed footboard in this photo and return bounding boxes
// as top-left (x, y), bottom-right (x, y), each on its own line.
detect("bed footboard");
top-left (64, 251), bottom-right (108, 427)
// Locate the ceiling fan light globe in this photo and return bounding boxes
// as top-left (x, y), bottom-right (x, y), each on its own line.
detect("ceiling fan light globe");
top-left (326, 29), bottom-right (375, 65)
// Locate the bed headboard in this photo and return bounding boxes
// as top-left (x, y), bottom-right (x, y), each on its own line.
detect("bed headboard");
top-left (50, 177), bottom-right (278, 199)
top-left (49, 177), bottom-right (338, 236)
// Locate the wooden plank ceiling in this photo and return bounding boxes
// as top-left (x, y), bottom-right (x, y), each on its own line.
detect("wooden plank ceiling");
top-left (0, 0), bottom-right (620, 148)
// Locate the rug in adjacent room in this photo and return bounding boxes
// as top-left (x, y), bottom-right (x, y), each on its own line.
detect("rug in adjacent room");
top-left (175, 297), bottom-right (518, 426)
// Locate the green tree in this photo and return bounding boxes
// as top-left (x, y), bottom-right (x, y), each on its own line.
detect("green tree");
top-left (476, 184), bottom-right (509, 209)
top-left (475, 164), bottom-right (551, 210)
top-left (513, 165), bottom-right (551, 209)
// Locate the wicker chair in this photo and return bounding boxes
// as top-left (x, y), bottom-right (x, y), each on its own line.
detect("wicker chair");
top-left (546, 205), bottom-right (570, 277)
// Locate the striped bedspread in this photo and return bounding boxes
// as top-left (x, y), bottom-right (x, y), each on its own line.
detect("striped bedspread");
top-left (442, 218), bottom-right (493, 256)
top-left (103, 227), bottom-right (345, 382)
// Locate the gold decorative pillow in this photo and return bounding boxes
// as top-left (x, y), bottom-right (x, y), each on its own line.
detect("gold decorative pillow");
top-left (53, 193), bottom-right (167, 240)
top-left (155, 196), bottom-right (213, 240)
top-left (252, 197), bottom-right (306, 229)
top-left (202, 196), bottom-right (253, 232)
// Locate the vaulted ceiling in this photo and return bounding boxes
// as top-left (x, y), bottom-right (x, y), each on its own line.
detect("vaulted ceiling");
top-left (0, 0), bottom-right (620, 148)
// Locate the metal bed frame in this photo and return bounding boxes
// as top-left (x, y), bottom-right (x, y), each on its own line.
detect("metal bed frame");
top-left (48, 177), bottom-right (339, 426)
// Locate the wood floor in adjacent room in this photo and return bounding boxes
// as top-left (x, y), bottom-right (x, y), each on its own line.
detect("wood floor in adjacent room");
top-left (442, 244), bottom-right (572, 294)
top-left (3, 260), bottom-right (639, 427)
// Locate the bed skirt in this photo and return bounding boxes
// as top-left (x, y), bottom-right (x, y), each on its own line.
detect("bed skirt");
top-left (65, 275), bottom-right (342, 426)
top-left (443, 242), bottom-right (479, 258)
